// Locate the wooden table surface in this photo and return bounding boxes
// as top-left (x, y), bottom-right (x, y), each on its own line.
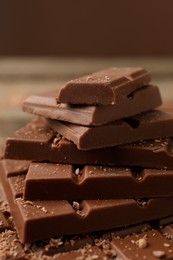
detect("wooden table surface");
top-left (0, 57), bottom-right (173, 143)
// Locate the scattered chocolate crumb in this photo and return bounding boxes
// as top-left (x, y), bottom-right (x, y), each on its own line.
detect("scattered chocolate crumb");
top-left (163, 243), bottom-right (170, 247)
top-left (136, 237), bottom-right (148, 249)
top-left (73, 201), bottom-right (80, 211)
top-left (163, 232), bottom-right (172, 240)
top-left (41, 207), bottom-right (48, 213)
top-left (86, 76), bottom-right (93, 81)
top-left (49, 237), bottom-right (63, 247)
top-left (153, 250), bottom-right (166, 258)
top-left (25, 201), bottom-right (34, 206)
top-left (104, 249), bottom-right (117, 257)
top-left (136, 199), bottom-right (147, 206)
top-left (95, 239), bottom-right (111, 250)
top-left (51, 135), bottom-right (61, 148)
top-left (75, 168), bottom-right (81, 176)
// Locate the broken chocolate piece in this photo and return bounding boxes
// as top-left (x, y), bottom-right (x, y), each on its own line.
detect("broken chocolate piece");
top-left (111, 229), bottom-right (173, 259)
top-left (0, 177), bottom-right (173, 259)
top-left (23, 163), bottom-right (173, 200)
top-left (57, 67), bottom-right (151, 105)
top-left (23, 85), bottom-right (162, 126)
top-left (47, 109), bottom-right (173, 150)
top-left (4, 118), bottom-right (173, 169)
top-left (1, 161), bottom-right (173, 243)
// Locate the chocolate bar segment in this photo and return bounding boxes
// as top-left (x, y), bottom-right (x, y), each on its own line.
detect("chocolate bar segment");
top-left (4, 118), bottom-right (173, 169)
top-left (24, 163), bottom-right (173, 200)
top-left (23, 85), bottom-right (162, 126)
top-left (1, 177), bottom-right (173, 259)
top-left (47, 109), bottom-right (173, 150)
top-left (57, 67), bottom-right (151, 105)
top-left (111, 229), bottom-right (173, 259)
top-left (2, 161), bottom-right (173, 243)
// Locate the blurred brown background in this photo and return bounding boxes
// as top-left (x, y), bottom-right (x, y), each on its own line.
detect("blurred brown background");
top-left (0, 0), bottom-right (173, 56)
top-left (0, 0), bottom-right (173, 142)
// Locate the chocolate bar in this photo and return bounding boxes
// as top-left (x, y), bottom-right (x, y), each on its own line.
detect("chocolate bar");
top-left (24, 162), bottom-right (173, 200)
top-left (1, 160), bottom-right (173, 243)
top-left (111, 229), bottom-right (173, 259)
top-left (0, 166), bottom-right (173, 258)
top-left (57, 67), bottom-right (151, 105)
top-left (47, 109), bottom-right (173, 150)
top-left (4, 118), bottom-right (173, 169)
top-left (23, 85), bottom-right (162, 126)
top-left (0, 182), bottom-right (173, 260)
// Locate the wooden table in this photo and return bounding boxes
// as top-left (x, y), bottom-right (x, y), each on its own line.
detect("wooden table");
top-left (0, 57), bottom-right (173, 142)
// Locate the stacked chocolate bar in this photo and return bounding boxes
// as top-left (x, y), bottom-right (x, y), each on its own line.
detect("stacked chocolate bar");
top-left (2, 67), bottom-right (173, 257)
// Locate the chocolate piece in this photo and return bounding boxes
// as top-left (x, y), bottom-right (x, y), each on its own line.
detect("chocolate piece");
top-left (4, 118), bottom-right (173, 169)
top-left (47, 109), bottom-right (173, 150)
top-left (111, 229), bottom-right (173, 259)
top-left (24, 163), bottom-right (173, 200)
top-left (57, 67), bottom-right (151, 105)
top-left (1, 159), bottom-right (30, 177)
top-left (0, 179), bottom-right (173, 259)
top-left (2, 161), bottom-right (173, 243)
top-left (23, 85), bottom-right (162, 126)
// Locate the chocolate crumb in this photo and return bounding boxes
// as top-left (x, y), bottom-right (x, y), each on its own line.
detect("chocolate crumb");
top-left (163, 243), bottom-right (170, 247)
top-left (153, 250), bottom-right (166, 258)
top-left (41, 207), bottom-right (48, 213)
top-left (51, 135), bottom-right (61, 148)
top-left (25, 201), bottom-right (34, 206)
top-left (136, 199), bottom-right (147, 206)
top-left (73, 201), bottom-right (80, 211)
top-left (136, 237), bottom-right (148, 249)
top-left (49, 237), bottom-right (63, 247)
top-left (75, 168), bottom-right (81, 176)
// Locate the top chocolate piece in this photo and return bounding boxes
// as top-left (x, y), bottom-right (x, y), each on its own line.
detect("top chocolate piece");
top-left (57, 67), bottom-right (151, 105)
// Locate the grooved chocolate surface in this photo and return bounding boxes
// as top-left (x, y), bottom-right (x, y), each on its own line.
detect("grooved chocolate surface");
top-left (23, 85), bottom-right (162, 126)
top-left (4, 118), bottom-right (173, 169)
top-left (47, 109), bottom-right (173, 150)
top-left (24, 162), bottom-right (173, 200)
top-left (57, 67), bottom-right (151, 105)
top-left (1, 160), bottom-right (173, 243)
top-left (1, 174), bottom-right (173, 259)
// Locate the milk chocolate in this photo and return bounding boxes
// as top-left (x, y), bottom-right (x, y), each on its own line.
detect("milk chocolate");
top-left (24, 163), bottom-right (173, 200)
top-left (0, 178), bottom-right (173, 259)
top-left (57, 67), bottom-right (151, 105)
top-left (4, 118), bottom-right (173, 169)
top-left (23, 85), bottom-right (162, 126)
top-left (2, 160), bottom-right (173, 243)
top-left (111, 229), bottom-right (173, 259)
top-left (1, 191), bottom-right (173, 260)
top-left (47, 109), bottom-right (173, 150)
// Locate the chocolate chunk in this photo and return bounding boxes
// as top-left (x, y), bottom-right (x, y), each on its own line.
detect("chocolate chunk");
top-left (47, 109), bottom-right (173, 150)
top-left (23, 85), bottom-right (162, 126)
top-left (2, 161), bottom-right (173, 243)
top-left (57, 67), bottom-right (151, 105)
top-left (111, 229), bottom-right (173, 259)
top-left (23, 163), bottom-right (173, 200)
top-left (1, 177), bottom-right (173, 259)
top-left (4, 118), bottom-right (173, 169)
top-left (1, 159), bottom-right (30, 177)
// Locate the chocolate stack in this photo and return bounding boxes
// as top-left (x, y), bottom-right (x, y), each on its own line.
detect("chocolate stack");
top-left (2, 67), bottom-right (173, 254)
